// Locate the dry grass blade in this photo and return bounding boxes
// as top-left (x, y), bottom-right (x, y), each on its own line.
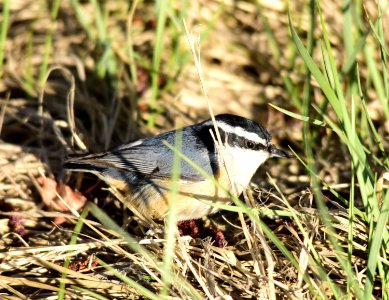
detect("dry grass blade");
top-left (0, 0), bottom-right (388, 299)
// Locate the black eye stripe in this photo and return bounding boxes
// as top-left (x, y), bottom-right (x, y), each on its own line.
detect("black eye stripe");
top-left (244, 140), bottom-right (270, 151)
top-left (256, 143), bottom-right (266, 150)
top-left (205, 125), bottom-right (271, 150)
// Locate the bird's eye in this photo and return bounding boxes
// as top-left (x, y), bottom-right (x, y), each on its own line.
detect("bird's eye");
top-left (246, 141), bottom-right (255, 149)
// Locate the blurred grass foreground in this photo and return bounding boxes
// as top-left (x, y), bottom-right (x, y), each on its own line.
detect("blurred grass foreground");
top-left (0, 0), bottom-right (388, 299)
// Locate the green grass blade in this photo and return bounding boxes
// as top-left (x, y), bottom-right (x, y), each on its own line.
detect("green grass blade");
top-left (347, 159), bottom-right (356, 297)
top-left (196, 199), bottom-right (299, 217)
top-left (377, 4), bottom-right (389, 118)
top-left (97, 259), bottom-right (161, 300)
top-left (362, 5), bottom-right (389, 120)
top-left (38, 0), bottom-right (61, 86)
top-left (363, 7), bottom-right (389, 57)
top-left (91, 0), bottom-right (117, 82)
top-left (364, 42), bottom-right (389, 120)
top-left (58, 207), bottom-right (89, 300)
top-left (317, 3), bottom-right (349, 125)
top-left (269, 103), bottom-right (326, 127)
top-left (302, 0), bottom-right (315, 119)
top-left (70, 0), bottom-right (94, 39)
top-left (341, 30), bottom-right (368, 76)
top-left (342, 0), bottom-right (354, 55)
top-left (288, 13), bottom-right (342, 118)
top-left (161, 128), bottom-right (182, 296)
top-left (290, 149), bottom-right (363, 298)
top-left (356, 65), bottom-right (389, 168)
top-left (148, 0), bottom-right (169, 127)
top-left (87, 202), bottom-right (204, 299)
top-left (126, 0), bottom-right (140, 87)
top-left (289, 8), bottom-right (378, 219)
top-left (0, 0), bottom-right (10, 79)
top-left (71, 286), bottom-right (110, 300)
top-left (162, 140), bottom-right (317, 293)
top-left (268, 174), bottom-right (342, 299)
top-left (364, 190), bottom-right (389, 298)
top-left (91, 0), bottom-right (106, 42)
top-left (290, 146), bottom-right (364, 218)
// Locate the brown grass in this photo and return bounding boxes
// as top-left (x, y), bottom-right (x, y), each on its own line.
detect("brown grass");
top-left (0, 0), bottom-right (388, 299)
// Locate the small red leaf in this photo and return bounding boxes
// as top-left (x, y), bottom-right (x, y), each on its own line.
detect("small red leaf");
top-left (37, 177), bottom-right (87, 225)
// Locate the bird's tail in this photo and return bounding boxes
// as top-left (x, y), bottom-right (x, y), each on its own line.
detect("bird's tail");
top-left (63, 153), bottom-right (110, 173)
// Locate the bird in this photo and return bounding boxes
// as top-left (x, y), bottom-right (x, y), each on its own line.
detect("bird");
top-left (64, 114), bottom-right (292, 221)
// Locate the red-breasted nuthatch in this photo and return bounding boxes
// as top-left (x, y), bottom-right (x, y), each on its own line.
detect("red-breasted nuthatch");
top-left (64, 114), bottom-right (292, 220)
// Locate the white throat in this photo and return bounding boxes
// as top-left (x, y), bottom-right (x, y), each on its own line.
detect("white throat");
top-left (219, 146), bottom-right (270, 195)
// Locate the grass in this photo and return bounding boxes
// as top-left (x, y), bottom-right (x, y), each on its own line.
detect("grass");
top-left (38, 0), bottom-right (61, 87)
top-left (0, 0), bottom-right (10, 80)
top-left (0, 0), bottom-right (388, 299)
top-left (161, 125), bottom-right (182, 296)
top-left (148, 0), bottom-right (169, 127)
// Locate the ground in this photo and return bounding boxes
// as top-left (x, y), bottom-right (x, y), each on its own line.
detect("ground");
top-left (0, 1), bottom-right (388, 299)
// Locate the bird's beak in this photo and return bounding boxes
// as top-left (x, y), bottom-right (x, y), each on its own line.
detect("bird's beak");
top-left (269, 145), bottom-right (293, 158)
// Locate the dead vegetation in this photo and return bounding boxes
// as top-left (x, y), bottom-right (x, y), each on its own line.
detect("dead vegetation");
top-left (0, 0), bottom-right (388, 299)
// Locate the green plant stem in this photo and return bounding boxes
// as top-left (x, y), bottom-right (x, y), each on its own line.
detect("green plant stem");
top-left (148, 0), bottom-right (169, 127)
top-left (0, 0), bottom-right (10, 79)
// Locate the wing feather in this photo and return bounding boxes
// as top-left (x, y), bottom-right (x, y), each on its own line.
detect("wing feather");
top-left (65, 126), bottom-right (216, 182)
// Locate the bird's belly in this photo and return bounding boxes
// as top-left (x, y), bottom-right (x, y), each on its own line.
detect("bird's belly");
top-left (106, 166), bottom-right (239, 221)
top-left (133, 178), bottom-right (232, 221)
top-left (170, 180), bottom-right (231, 220)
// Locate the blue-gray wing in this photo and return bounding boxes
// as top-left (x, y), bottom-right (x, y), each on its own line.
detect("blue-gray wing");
top-left (84, 127), bottom-right (216, 182)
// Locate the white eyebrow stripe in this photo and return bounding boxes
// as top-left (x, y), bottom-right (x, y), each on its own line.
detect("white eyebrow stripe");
top-left (216, 121), bottom-right (268, 145)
